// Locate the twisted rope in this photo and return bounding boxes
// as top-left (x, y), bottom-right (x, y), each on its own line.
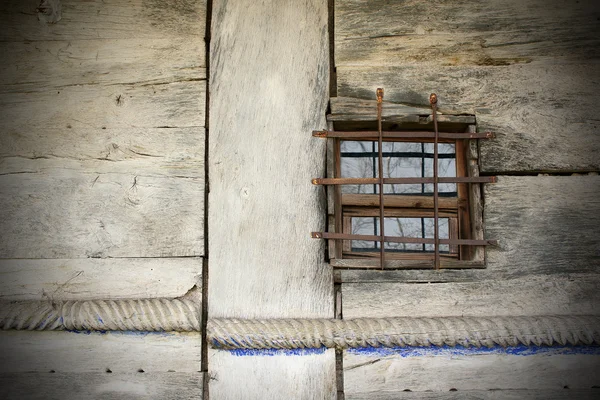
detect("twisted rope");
top-left (0, 299), bottom-right (201, 332)
top-left (208, 315), bottom-right (600, 349)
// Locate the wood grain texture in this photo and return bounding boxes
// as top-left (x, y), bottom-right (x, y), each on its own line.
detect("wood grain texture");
top-left (0, 0), bottom-right (206, 260)
top-left (334, 0), bottom-right (600, 172)
top-left (336, 0), bottom-right (600, 67)
top-left (0, 258), bottom-right (201, 300)
top-left (208, 0), bottom-right (333, 319)
top-left (0, 158), bottom-right (204, 259)
top-left (207, 1), bottom-right (334, 397)
top-left (346, 389), bottom-right (600, 400)
top-left (344, 350), bottom-right (600, 396)
top-left (485, 175), bottom-right (600, 277)
top-left (0, 331), bottom-right (201, 373)
top-left (342, 273), bottom-right (600, 319)
top-left (209, 349), bottom-right (337, 400)
top-left (0, 39), bottom-right (205, 92)
top-left (0, 372), bottom-right (202, 400)
top-left (0, 0), bottom-right (206, 41)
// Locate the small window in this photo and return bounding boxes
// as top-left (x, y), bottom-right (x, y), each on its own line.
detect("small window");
top-left (312, 91), bottom-right (497, 269)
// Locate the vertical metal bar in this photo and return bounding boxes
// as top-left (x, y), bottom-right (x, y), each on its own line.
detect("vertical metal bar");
top-left (376, 88), bottom-right (385, 269)
top-left (334, 138), bottom-right (343, 260)
top-left (430, 93), bottom-right (440, 270)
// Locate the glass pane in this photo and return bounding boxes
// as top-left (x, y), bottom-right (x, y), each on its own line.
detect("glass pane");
top-left (340, 141), bottom-right (457, 195)
top-left (351, 217), bottom-right (450, 253)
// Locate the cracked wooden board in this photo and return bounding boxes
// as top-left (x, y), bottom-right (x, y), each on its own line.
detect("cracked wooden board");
top-left (0, 258), bottom-right (201, 301)
top-left (334, 0), bottom-right (600, 173)
top-left (346, 390), bottom-right (600, 400)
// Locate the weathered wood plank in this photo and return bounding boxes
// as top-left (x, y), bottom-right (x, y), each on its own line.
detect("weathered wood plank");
top-left (0, 82), bottom-right (205, 130)
top-left (485, 175), bottom-right (600, 276)
top-left (208, 0), bottom-right (333, 319)
top-left (336, 64), bottom-right (600, 172)
top-left (0, 158), bottom-right (204, 258)
top-left (346, 389), bottom-right (600, 400)
top-left (0, 258), bottom-right (201, 300)
top-left (0, 372), bottom-right (203, 400)
top-left (334, 0), bottom-right (600, 172)
top-left (209, 349), bottom-right (336, 400)
top-left (342, 273), bottom-right (600, 319)
top-left (208, 0), bottom-right (334, 397)
top-left (0, 0), bottom-right (206, 41)
top-left (335, 0), bottom-right (600, 67)
top-left (1, 127), bottom-right (204, 162)
top-left (0, 39), bottom-right (205, 92)
top-left (344, 347), bottom-right (600, 396)
top-left (0, 331), bottom-right (202, 398)
top-left (0, 331), bottom-right (201, 373)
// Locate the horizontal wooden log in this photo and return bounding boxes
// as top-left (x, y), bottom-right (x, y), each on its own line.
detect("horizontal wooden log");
top-left (345, 389), bottom-right (600, 400)
top-left (209, 348), bottom-right (336, 400)
top-left (0, 0), bottom-right (206, 41)
top-left (335, 0), bottom-right (600, 67)
top-left (485, 175), bottom-right (600, 276)
top-left (0, 39), bottom-right (205, 92)
top-left (0, 372), bottom-right (203, 400)
top-left (336, 64), bottom-right (600, 173)
top-left (342, 273), bottom-right (600, 319)
top-left (0, 127), bottom-right (204, 162)
top-left (0, 331), bottom-right (201, 373)
top-left (0, 258), bottom-right (201, 300)
top-left (0, 81), bottom-right (205, 130)
top-left (344, 347), bottom-right (600, 395)
top-left (0, 158), bottom-right (204, 258)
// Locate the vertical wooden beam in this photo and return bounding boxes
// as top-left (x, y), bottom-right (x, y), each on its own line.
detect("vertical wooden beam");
top-left (208, 0), bottom-right (335, 398)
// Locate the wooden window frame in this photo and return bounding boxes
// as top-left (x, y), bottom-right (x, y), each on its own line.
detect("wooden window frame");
top-left (325, 124), bottom-right (489, 270)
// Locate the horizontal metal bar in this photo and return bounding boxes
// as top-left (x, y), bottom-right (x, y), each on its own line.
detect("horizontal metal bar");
top-left (312, 176), bottom-right (497, 185)
top-left (313, 130), bottom-right (495, 140)
top-left (311, 232), bottom-right (497, 246)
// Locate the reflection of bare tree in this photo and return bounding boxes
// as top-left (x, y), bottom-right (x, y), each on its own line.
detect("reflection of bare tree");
top-left (342, 141), bottom-right (455, 253)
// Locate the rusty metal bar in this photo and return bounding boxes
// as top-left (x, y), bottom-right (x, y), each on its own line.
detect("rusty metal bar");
top-left (376, 88), bottom-right (385, 269)
top-left (313, 130), bottom-right (495, 140)
top-left (311, 232), bottom-right (497, 246)
top-left (431, 93), bottom-right (440, 270)
top-left (312, 176), bottom-right (497, 185)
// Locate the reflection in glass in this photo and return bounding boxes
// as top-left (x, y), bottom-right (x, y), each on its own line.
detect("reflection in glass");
top-left (351, 217), bottom-right (450, 253)
top-left (340, 141), bottom-right (456, 195)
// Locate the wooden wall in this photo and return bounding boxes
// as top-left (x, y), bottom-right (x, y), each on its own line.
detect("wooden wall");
top-left (334, 0), bottom-right (600, 397)
top-left (0, 0), bottom-right (206, 398)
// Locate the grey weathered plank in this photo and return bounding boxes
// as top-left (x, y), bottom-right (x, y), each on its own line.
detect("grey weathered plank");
top-left (0, 331), bottom-right (202, 398)
top-left (336, 0), bottom-right (600, 67)
top-left (0, 82), bottom-right (205, 130)
top-left (0, 127), bottom-right (204, 162)
top-left (485, 175), bottom-right (600, 277)
top-left (0, 331), bottom-right (202, 373)
top-left (346, 390), bottom-right (600, 400)
top-left (209, 349), bottom-right (337, 400)
top-left (0, 39), bottom-right (205, 92)
top-left (336, 64), bottom-right (600, 173)
top-left (344, 348), bottom-right (600, 396)
top-left (342, 273), bottom-right (600, 319)
top-left (334, 0), bottom-right (600, 172)
top-left (0, 0), bottom-right (206, 41)
top-left (208, 0), bottom-right (335, 397)
top-left (0, 372), bottom-right (203, 400)
top-left (0, 158), bottom-right (204, 258)
top-left (208, 0), bottom-right (333, 320)
top-left (345, 389), bottom-right (598, 400)
top-left (0, 258), bottom-right (201, 300)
